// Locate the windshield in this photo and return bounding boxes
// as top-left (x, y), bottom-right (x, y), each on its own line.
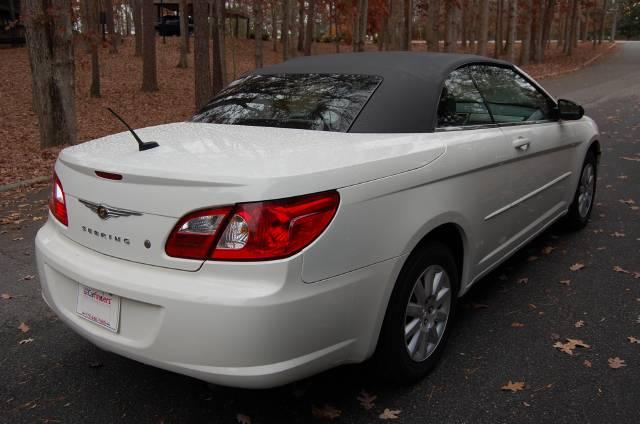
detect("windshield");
top-left (190, 73), bottom-right (382, 132)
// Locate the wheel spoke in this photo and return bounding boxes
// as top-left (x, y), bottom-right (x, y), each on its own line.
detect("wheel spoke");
top-left (406, 303), bottom-right (422, 318)
top-left (405, 318), bottom-right (420, 340)
top-left (431, 271), bottom-right (443, 296)
top-left (408, 326), bottom-right (423, 355)
top-left (435, 286), bottom-right (451, 305)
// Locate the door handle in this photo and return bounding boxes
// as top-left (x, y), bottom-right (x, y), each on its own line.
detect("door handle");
top-left (512, 137), bottom-right (530, 151)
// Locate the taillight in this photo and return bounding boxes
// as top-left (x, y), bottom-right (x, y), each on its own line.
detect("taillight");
top-left (165, 191), bottom-right (339, 261)
top-left (165, 206), bottom-right (233, 259)
top-left (49, 172), bottom-right (68, 226)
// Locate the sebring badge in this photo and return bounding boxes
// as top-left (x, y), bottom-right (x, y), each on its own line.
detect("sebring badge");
top-left (79, 199), bottom-right (143, 220)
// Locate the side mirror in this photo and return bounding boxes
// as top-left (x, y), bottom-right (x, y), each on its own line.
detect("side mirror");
top-left (557, 99), bottom-right (584, 120)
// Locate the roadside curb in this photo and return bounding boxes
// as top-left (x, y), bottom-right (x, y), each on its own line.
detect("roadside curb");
top-left (536, 42), bottom-right (617, 80)
top-left (0, 176), bottom-right (49, 193)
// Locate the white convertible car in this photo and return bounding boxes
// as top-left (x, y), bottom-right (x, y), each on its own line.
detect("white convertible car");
top-left (36, 52), bottom-right (600, 388)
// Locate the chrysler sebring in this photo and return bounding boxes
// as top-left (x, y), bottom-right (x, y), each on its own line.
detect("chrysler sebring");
top-left (35, 52), bottom-right (600, 388)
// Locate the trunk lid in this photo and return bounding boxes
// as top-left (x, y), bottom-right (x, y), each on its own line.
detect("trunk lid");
top-left (55, 123), bottom-right (445, 270)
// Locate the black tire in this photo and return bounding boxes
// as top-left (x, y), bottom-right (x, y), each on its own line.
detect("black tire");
top-left (563, 150), bottom-right (597, 230)
top-left (373, 240), bottom-right (459, 384)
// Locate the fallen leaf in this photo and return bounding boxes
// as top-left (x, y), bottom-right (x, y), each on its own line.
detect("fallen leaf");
top-left (527, 256), bottom-right (538, 262)
top-left (1, 293), bottom-right (12, 300)
top-left (511, 322), bottom-right (525, 328)
top-left (501, 381), bottom-right (525, 392)
top-left (621, 156), bottom-right (640, 162)
top-left (553, 338), bottom-right (591, 355)
top-left (311, 405), bottom-right (342, 420)
top-left (19, 274), bottom-right (35, 281)
top-left (18, 322), bottom-right (29, 333)
top-left (356, 390), bottom-right (377, 410)
top-left (570, 263), bottom-right (585, 271)
top-left (379, 408), bottom-right (401, 420)
top-left (619, 199), bottom-right (636, 205)
top-left (523, 401), bottom-right (531, 407)
top-left (575, 320), bottom-right (585, 328)
top-left (236, 413), bottom-right (251, 424)
top-left (541, 246), bottom-right (556, 255)
top-left (608, 357), bottom-right (626, 369)
top-left (559, 279), bottom-right (571, 286)
top-left (613, 266), bottom-right (630, 274)
top-left (583, 360), bottom-right (592, 368)
top-left (628, 336), bottom-right (640, 344)
top-left (18, 338), bottom-right (33, 345)
top-left (610, 232), bottom-right (625, 238)
top-left (12, 237), bottom-right (24, 241)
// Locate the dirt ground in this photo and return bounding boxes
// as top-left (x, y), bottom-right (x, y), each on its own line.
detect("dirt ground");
top-left (0, 36), bottom-right (615, 186)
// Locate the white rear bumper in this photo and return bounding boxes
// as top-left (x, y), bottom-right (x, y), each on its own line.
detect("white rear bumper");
top-left (35, 220), bottom-right (401, 388)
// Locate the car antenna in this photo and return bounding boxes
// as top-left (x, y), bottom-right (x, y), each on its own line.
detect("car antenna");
top-left (106, 107), bottom-right (159, 151)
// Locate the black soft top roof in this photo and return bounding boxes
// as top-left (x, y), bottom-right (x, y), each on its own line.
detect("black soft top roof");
top-left (252, 52), bottom-right (511, 133)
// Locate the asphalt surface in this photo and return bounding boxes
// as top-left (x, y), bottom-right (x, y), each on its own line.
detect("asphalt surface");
top-left (1, 42), bottom-right (639, 424)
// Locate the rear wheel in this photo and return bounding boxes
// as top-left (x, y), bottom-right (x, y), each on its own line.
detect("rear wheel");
top-left (563, 151), bottom-right (597, 230)
top-left (374, 241), bottom-right (458, 384)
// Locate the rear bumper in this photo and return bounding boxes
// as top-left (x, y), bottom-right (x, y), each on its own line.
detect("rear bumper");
top-left (35, 220), bottom-right (401, 388)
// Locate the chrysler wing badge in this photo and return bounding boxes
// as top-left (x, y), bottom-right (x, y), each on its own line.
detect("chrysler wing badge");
top-left (79, 199), bottom-right (143, 220)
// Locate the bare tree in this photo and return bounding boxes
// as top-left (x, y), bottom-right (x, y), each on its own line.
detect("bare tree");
top-left (426, 0), bottom-right (440, 51)
top-left (282, 0), bottom-right (291, 60)
top-left (177, 0), bottom-right (189, 68)
top-left (402, 0), bottom-right (412, 50)
top-left (255, 0), bottom-right (264, 67)
top-left (132, 0), bottom-right (143, 56)
top-left (520, 0), bottom-right (533, 64)
top-left (88, 0), bottom-right (101, 97)
top-left (194, 0), bottom-right (211, 109)
top-left (304, 0), bottom-right (316, 55)
top-left (212, 0), bottom-right (226, 92)
top-left (444, 0), bottom-right (457, 52)
top-left (272, 1), bottom-right (279, 51)
top-left (297, 0), bottom-right (305, 51)
top-left (22, 0), bottom-right (77, 148)
top-left (567, 0), bottom-right (579, 55)
top-left (476, 0), bottom-right (489, 55)
top-left (505, 0), bottom-right (517, 62)
top-left (495, 0), bottom-right (503, 57)
top-left (142, 0), bottom-right (158, 91)
top-left (104, 0), bottom-right (120, 53)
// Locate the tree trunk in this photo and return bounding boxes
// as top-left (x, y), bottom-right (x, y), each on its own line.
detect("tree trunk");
top-left (461, 0), bottom-right (468, 47)
top-left (355, 0), bottom-right (368, 52)
top-left (212, 0), bottom-right (225, 92)
top-left (255, 0), bottom-right (264, 67)
top-left (402, 0), bottom-right (411, 50)
top-left (88, 0), bottom-right (101, 97)
top-left (476, 0), bottom-right (489, 55)
top-left (334, 0), bottom-right (341, 52)
top-left (104, 0), bottom-right (119, 53)
top-left (133, 0), bottom-right (143, 57)
top-left (304, 0), bottom-right (315, 55)
top-left (194, 0), bottom-right (211, 109)
top-left (598, 0), bottom-right (608, 43)
top-left (444, 0), bottom-right (457, 52)
top-left (22, 0), bottom-right (77, 148)
top-left (282, 0), bottom-right (290, 60)
top-left (567, 0), bottom-right (578, 55)
top-left (272, 1), bottom-right (278, 51)
top-left (520, 0), bottom-right (532, 65)
top-left (495, 0), bottom-right (503, 57)
top-left (177, 0), bottom-right (189, 68)
top-left (142, 0), bottom-right (158, 91)
top-left (505, 0), bottom-right (517, 62)
top-left (610, 2), bottom-right (617, 41)
top-left (297, 0), bottom-right (305, 51)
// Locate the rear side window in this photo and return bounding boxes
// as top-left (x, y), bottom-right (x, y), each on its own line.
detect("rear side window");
top-left (436, 68), bottom-right (493, 129)
top-left (468, 65), bottom-right (554, 123)
top-left (191, 73), bottom-right (382, 132)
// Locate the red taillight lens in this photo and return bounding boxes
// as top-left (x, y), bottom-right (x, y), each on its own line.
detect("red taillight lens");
top-left (165, 206), bottom-right (232, 259)
top-left (164, 191), bottom-right (340, 261)
top-left (49, 172), bottom-right (68, 226)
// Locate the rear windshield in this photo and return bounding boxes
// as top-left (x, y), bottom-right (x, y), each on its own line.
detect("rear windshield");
top-left (190, 73), bottom-right (382, 132)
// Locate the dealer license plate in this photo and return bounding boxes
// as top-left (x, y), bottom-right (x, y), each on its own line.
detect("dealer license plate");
top-left (76, 284), bottom-right (121, 333)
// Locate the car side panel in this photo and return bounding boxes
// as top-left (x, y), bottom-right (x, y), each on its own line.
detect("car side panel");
top-left (302, 127), bottom-right (517, 288)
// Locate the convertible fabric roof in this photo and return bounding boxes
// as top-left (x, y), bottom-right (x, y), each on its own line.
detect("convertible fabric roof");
top-left (252, 52), bottom-right (511, 133)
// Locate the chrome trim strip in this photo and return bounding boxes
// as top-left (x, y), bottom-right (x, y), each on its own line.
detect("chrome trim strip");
top-left (484, 171), bottom-right (572, 221)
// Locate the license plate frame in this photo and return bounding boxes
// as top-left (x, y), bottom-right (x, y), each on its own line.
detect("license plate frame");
top-left (76, 284), bottom-right (121, 333)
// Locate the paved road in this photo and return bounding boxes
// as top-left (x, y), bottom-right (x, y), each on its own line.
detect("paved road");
top-left (1, 43), bottom-right (639, 424)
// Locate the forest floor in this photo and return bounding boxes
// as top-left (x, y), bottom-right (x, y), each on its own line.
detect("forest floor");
top-left (0, 36), bottom-right (616, 187)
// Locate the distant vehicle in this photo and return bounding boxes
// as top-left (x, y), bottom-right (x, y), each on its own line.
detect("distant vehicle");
top-left (36, 52), bottom-right (600, 389)
top-left (155, 15), bottom-right (193, 36)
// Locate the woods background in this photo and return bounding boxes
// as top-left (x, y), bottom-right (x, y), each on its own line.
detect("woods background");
top-left (0, 0), bottom-right (637, 185)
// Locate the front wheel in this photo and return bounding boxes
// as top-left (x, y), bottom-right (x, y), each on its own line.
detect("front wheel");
top-left (563, 151), bottom-right (597, 230)
top-left (374, 241), bottom-right (458, 384)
